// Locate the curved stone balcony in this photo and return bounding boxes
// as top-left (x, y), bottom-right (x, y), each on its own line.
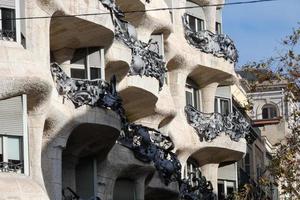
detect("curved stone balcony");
top-left (185, 105), bottom-right (249, 165)
top-left (182, 13), bottom-right (238, 64)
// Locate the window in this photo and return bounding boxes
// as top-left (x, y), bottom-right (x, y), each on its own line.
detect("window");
top-left (218, 180), bottom-right (236, 200)
top-left (216, 22), bottom-right (222, 34)
top-left (215, 97), bottom-right (231, 115)
top-left (186, 14), bottom-right (205, 32)
top-left (185, 80), bottom-right (201, 110)
top-left (262, 104), bottom-right (278, 119)
top-left (182, 159), bottom-right (202, 195)
top-left (150, 34), bottom-right (164, 57)
top-left (70, 47), bottom-right (104, 80)
top-left (0, 95), bottom-right (28, 174)
top-left (0, 8), bottom-right (16, 41)
top-left (113, 178), bottom-right (136, 200)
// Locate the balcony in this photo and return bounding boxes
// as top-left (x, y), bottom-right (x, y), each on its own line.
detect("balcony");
top-left (185, 105), bottom-right (249, 166)
top-left (0, 162), bottom-right (23, 173)
top-left (182, 14), bottom-right (238, 63)
top-left (50, 63), bottom-right (124, 117)
top-left (0, 30), bottom-right (16, 41)
top-left (100, 0), bottom-right (167, 90)
top-left (185, 105), bottom-right (250, 142)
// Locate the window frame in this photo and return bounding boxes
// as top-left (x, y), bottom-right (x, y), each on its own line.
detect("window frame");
top-left (261, 104), bottom-right (278, 119)
top-left (216, 22), bottom-right (222, 34)
top-left (215, 96), bottom-right (232, 115)
top-left (186, 14), bottom-right (205, 32)
top-left (0, 94), bottom-right (29, 175)
top-left (185, 81), bottom-right (201, 111)
top-left (70, 48), bottom-right (105, 80)
top-left (0, 0), bottom-right (23, 44)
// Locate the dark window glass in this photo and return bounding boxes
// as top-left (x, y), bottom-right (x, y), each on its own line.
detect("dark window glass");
top-left (214, 98), bottom-right (218, 113)
top-left (262, 105), bottom-right (277, 119)
top-left (1, 8), bottom-right (15, 31)
top-left (220, 99), bottom-right (230, 115)
top-left (262, 107), bottom-right (269, 119)
top-left (218, 182), bottom-right (225, 200)
top-left (186, 91), bottom-right (193, 107)
top-left (71, 48), bottom-right (86, 65)
top-left (0, 136), bottom-right (3, 162)
top-left (197, 19), bottom-right (205, 31)
top-left (1, 8), bottom-right (16, 41)
top-left (227, 186), bottom-right (234, 197)
top-left (90, 67), bottom-right (101, 80)
top-left (71, 68), bottom-right (86, 79)
top-left (188, 15), bottom-right (196, 32)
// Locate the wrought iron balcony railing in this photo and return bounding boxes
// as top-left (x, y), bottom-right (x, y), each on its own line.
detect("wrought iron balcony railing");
top-left (0, 162), bottom-right (23, 173)
top-left (185, 105), bottom-right (250, 142)
top-left (118, 123), bottom-right (181, 184)
top-left (100, 0), bottom-right (167, 89)
top-left (0, 29), bottom-right (16, 41)
top-left (182, 14), bottom-right (238, 63)
top-left (180, 166), bottom-right (215, 200)
top-left (50, 63), bottom-right (125, 118)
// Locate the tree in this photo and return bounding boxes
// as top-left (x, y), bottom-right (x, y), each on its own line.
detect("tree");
top-left (234, 23), bottom-right (300, 199)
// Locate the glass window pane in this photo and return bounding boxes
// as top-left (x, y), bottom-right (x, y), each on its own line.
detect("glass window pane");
top-left (71, 68), bottom-right (86, 79)
top-left (0, 136), bottom-right (3, 162)
top-left (90, 67), bottom-right (101, 80)
top-left (188, 15), bottom-right (196, 32)
top-left (215, 98), bottom-right (218, 113)
top-left (88, 48), bottom-right (101, 68)
top-left (262, 107), bottom-right (269, 119)
top-left (270, 107), bottom-right (277, 118)
top-left (2, 8), bottom-right (16, 31)
top-left (186, 91), bottom-right (193, 107)
top-left (220, 99), bottom-right (230, 115)
top-left (71, 48), bottom-right (86, 65)
top-left (197, 19), bottom-right (204, 31)
top-left (7, 137), bottom-right (22, 161)
top-left (218, 182), bottom-right (225, 200)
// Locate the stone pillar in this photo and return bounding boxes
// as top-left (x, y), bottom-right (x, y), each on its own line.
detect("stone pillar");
top-left (201, 82), bottom-right (219, 113)
top-left (201, 163), bottom-right (219, 197)
top-left (203, 5), bottom-right (217, 33)
top-left (135, 176), bottom-right (147, 200)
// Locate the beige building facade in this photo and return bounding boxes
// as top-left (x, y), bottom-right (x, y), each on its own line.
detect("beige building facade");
top-left (0, 0), bottom-right (250, 200)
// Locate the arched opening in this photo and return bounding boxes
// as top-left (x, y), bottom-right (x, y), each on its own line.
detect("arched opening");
top-left (262, 104), bottom-right (278, 119)
top-left (113, 178), bottom-right (136, 200)
top-left (62, 123), bottom-right (119, 199)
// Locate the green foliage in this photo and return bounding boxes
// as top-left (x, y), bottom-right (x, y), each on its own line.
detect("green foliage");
top-left (235, 23), bottom-right (300, 199)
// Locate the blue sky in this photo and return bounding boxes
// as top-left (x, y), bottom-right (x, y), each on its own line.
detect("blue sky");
top-left (223, 0), bottom-right (300, 67)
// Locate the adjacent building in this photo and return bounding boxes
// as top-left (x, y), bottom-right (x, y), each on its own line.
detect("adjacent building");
top-left (0, 0), bottom-right (251, 200)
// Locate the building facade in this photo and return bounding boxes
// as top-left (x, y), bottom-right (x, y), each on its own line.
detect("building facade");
top-left (0, 0), bottom-right (250, 200)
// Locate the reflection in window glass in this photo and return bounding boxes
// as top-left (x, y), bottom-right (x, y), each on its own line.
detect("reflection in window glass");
top-left (7, 137), bottom-right (22, 162)
top-left (71, 68), bottom-right (86, 79)
top-left (262, 104), bottom-right (278, 119)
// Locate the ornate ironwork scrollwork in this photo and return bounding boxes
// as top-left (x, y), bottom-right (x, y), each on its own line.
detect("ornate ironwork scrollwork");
top-left (182, 14), bottom-right (238, 63)
top-left (0, 162), bottom-right (23, 173)
top-left (185, 105), bottom-right (250, 142)
top-left (179, 174), bottom-right (215, 200)
top-left (118, 123), bottom-right (181, 184)
top-left (99, 0), bottom-right (167, 89)
top-left (50, 63), bottom-right (125, 118)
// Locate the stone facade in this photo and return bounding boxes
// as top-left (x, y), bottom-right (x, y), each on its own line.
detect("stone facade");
top-left (0, 0), bottom-right (249, 200)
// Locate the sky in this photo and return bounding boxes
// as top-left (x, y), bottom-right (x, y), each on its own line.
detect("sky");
top-left (223, 0), bottom-right (300, 67)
